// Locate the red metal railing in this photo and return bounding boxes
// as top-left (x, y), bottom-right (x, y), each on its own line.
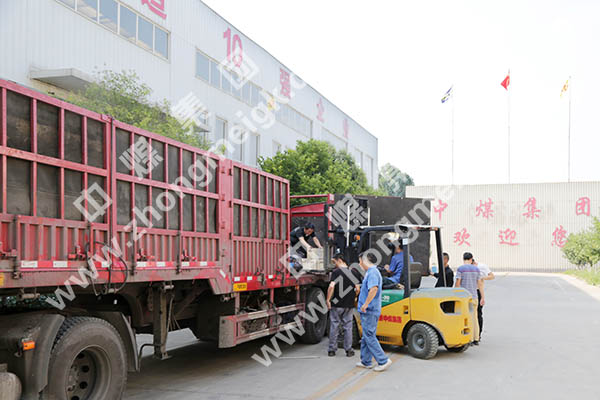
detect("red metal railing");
top-left (0, 79), bottom-right (307, 293)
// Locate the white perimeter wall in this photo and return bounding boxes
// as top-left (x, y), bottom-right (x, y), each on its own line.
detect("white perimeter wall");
top-left (407, 182), bottom-right (600, 272)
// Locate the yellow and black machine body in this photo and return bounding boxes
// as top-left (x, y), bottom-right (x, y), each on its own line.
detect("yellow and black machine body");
top-left (347, 224), bottom-right (476, 359)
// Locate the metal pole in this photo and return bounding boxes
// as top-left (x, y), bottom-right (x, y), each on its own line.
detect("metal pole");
top-left (451, 91), bottom-right (455, 185)
top-left (507, 72), bottom-right (511, 184)
top-left (435, 228), bottom-right (445, 287)
top-left (403, 237), bottom-right (410, 298)
top-left (568, 76), bottom-right (572, 182)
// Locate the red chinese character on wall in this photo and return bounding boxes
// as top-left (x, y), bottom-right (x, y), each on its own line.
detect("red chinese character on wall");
top-left (142, 0), bottom-right (166, 19)
top-left (279, 68), bottom-right (291, 99)
top-left (453, 228), bottom-right (471, 247)
top-left (343, 118), bottom-right (349, 139)
top-left (498, 228), bottom-right (519, 246)
top-left (522, 197), bottom-right (541, 219)
top-left (551, 226), bottom-right (568, 248)
top-left (316, 98), bottom-right (325, 122)
top-left (575, 197), bottom-right (590, 216)
top-left (475, 198), bottom-right (494, 219)
top-left (433, 199), bottom-right (448, 220)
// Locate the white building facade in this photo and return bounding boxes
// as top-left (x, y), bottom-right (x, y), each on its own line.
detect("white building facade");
top-left (407, 182), bottom-right (600, 272)
top-left (0, 0), bottom-right (378, 186)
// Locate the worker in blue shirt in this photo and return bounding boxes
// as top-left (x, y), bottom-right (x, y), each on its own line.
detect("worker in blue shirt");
top-left (385, 243), bottom-right (413, 284)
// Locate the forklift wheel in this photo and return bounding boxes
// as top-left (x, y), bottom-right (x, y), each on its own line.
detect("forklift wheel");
top-left (406, 323), bottom-right (439, 359)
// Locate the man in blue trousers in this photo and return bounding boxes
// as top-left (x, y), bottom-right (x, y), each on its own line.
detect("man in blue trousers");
top-left (356, 251), bottom-right (392, 372)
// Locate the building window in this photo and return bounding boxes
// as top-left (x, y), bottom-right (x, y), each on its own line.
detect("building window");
top-left (56, 0), bottom-right (169, 60)
top-left (230, 127), bottom-right (244, 162)
top-left (99, 0), bottom-right (118, 31)
top-left (77, 0), bottom-right (97, 21)
top-left (196, 52), bottom-right (210, 81)
top-left (221, 69), bottom-right (231, 93)
top-left (247, 133), bottom-right (260, 167)
top-left (272, 102), bottom-right (310, 137)
top-left (231, 73), bottom-right (242, 99)
top-left (251, 84), bottom-right (260, 107)
top-left (155, 26), bottom-right (168, 58)
top-left (242, 83), bottom-right (251, 104)
top-left (210, 60), bottom-right (221, 88)
top-left (137, 16), bottom-right (153, 50)
top-left (119, 4), bottom-right (136, 40)
top-left (353, 148), bottom-right (363, 168)
top-left (215, 118), bottom-right (227, 144)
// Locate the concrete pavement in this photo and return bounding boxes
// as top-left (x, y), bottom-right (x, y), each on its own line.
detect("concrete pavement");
top-left (124, 274), bottom-right (600, 400)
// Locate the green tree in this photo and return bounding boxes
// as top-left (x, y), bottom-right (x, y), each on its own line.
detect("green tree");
top-left (258, 140), bottom-right (381, 203)
top-left (378, 163), bottom-right (415, 197)
top-left (64, 70), bottom-right (210, 149)
top-left (562, 218), bottom-right (600, 269)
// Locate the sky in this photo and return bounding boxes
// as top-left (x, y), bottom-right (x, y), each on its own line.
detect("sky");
top-left (202, 0), bottom-right (600, 187)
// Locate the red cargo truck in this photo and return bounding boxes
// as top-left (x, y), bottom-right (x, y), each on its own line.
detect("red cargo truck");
top-left (0, 79), bottom-right (328, 399)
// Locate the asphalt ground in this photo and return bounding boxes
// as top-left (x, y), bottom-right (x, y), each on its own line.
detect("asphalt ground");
top-left (124, 274), bottom-right (600, 400)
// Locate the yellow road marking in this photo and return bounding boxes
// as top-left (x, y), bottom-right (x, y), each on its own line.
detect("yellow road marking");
top-left (305, 368), bottom-right (364, 400)
top-left (332, 354), bottom-right (402, 400)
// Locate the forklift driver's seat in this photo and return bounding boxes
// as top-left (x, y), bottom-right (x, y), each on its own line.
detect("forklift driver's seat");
top-left (408, 262), bottom-right (423, 289)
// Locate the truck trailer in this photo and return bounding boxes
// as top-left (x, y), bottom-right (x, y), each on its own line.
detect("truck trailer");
top-left (0, 79), bottom-right (329, 399)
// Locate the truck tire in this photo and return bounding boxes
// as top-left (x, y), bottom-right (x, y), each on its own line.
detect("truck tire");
top-left (446, 343), bottom-right (470, 353)
top-left (406, 323), bottom-right (439, 360)
top-left (41, 317), bottom-right (127, 400)
top-left (298, 288), bottom-right (328, 344)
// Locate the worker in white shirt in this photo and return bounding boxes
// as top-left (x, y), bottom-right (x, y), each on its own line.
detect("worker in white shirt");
top-left (473, 259), bottom-right (494, 340)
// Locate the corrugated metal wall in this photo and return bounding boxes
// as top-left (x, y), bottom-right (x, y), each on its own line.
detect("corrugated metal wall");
top-left (407, 182), bottom-right (600, 272)
top-left (0, 0), bottom-right (378, 185)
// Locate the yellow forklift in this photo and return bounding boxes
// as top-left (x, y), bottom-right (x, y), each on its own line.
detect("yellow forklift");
top-left (349, 225), bottom-right (475, 359)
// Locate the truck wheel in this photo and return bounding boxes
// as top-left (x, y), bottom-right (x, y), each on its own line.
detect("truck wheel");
top-left (446, 343), bottom-right (470, 353)
top-left (299, 288), bottom-right (328, 344)
top-left (406, 323), bottom-right (439, 359)
top-left (41, 317), bottom-right (127, 400)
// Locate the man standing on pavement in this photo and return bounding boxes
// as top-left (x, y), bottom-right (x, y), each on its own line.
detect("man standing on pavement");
top-left (326, 252), bottom-right (361, 357)
top-left (356, 252), bottom-right (392, 372)
top-left (433, 252), bottom-right (454, 288)
top-left (455, 252), bottom-right (485, 345)
top-left (473, 259), bottom-right (494, 340)
top-left (289, 223), bottom-right (322, 258)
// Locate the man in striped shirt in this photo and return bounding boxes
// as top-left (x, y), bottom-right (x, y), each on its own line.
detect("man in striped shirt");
top-left (455, 252), bottom-right (485, 345)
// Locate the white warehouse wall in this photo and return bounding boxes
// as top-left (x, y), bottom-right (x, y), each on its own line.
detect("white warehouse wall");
top-left (407, 182), bottom-right (600, 272)
top-left (0, 0), bottom-right (378, 186)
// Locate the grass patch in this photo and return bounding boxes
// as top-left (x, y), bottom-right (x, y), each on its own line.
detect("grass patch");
top-left (564, 269), bottom-right (600, 286)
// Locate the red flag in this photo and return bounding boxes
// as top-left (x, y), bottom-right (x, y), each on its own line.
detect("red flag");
top-left (501, 72), bottom-right (510, 90)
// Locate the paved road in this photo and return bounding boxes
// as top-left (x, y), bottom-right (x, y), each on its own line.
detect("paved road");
top-left (124, 274), bottom-right (600, 400)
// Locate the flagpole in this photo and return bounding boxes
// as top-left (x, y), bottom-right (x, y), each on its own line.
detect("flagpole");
top-left (568, 75), bottom-right (572, 182)
top-left (507, 70), bottom-right (511, 183)
top-left (451, 88), bottom-right (455, 185)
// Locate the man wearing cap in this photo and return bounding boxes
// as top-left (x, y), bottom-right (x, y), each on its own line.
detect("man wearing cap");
top-left (290, 223), bottom-right (322, 258)
top-left (326, 252), bottom-right (362, 357)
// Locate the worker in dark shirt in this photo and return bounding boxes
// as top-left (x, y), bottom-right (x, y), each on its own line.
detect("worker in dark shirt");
top-left (433, 252), bottom-right (454, 287)
top-left (326, 252), bottom-right (361, 357)
top-left (290, 223), bottom-right (322, 257)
